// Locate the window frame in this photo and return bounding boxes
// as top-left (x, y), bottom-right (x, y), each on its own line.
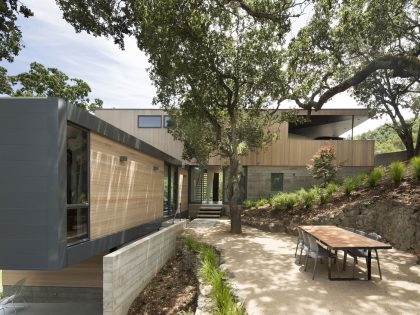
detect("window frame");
top-left (137, 115), bottom-right (162, 128)
top-left (271, 173), bottom-right (284, 192)
top-left (66, 122), bottom-right (90, 246)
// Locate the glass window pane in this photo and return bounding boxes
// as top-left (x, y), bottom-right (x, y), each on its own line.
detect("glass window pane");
top-left (138, 115), bottom-right (162, 128)
top-left (271, 173), bottom-right (284, 191)
top-left (163, 164), bottom-right (170, 216)
top-left (67, 125), bottom-right (88, 205)
top-left (190, 167), bottom-right (202, 203)
top-left (67, 207), bottom-right (88, 244)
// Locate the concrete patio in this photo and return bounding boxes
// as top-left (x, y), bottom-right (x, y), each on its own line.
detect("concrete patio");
top-left (187, 219), bottom-right (420, 315)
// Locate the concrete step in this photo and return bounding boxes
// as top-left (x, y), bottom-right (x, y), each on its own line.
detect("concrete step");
top-left (199, 206), bottom-right (223, 211)
top-left (198, 211), bottom-right (221, 215)
top-left (197, 214), bottom-right (221, 218)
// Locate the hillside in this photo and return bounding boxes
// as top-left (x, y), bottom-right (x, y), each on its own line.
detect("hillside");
top-left (242, 174), bottom-right (420, 252)
top-left (355, 118), bottom-right (419, 153)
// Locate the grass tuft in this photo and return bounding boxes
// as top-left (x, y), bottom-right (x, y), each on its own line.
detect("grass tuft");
top-left (410, 156), bottom-right (420, 180)
top-left (368, 167), bottom-right (384, 187)
top-left (389, 161), bottom-right (405, 184)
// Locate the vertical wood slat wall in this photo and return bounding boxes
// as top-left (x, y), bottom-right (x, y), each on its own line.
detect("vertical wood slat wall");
top-left (89, 132), bottom-right (164, 240)
top-left (178, 167), bottom-right (189, 212)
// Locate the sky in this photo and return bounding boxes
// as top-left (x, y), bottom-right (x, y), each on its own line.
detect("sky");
top-left (0, 0), bottom-right (405, 136)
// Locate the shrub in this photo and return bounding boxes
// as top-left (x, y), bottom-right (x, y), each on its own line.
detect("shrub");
top-left (343, 176), bottom-right (357, 196)
top-left (325, 182), bottom-right (339, 196)
top-left (410, 156), bottom-right (420, 180)
top-left (307, 145), bottom-right (339, 186)
top-left (300, 189), bottom-right (316, 208)
top-left (243, 199), bottom-right (255, 208)
top-left (389, 161), bottom-right (405, 184)
top-left (255, 197), bottom-right (269, 208)
top-left (355, 173), bottom-right (368, 186)
top-left (368, 167), bottom-right (384, 187)
top-left (318, 189), bottom-right (329, 205)
top-left (272, 192), bottom-right (299, 210)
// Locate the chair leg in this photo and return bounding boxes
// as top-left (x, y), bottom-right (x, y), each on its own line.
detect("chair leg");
top-left (343, 251), bottom-right (347, 271)
top-left (312, 257), bottom-right (318, 280)
top-left (352, 257), bottom-right (356, 278)
top-left (304, 254), bottom-right (309, 272)
top-left (299, 246), bottom-right (304, 264)
top-left (376, 250), bottom-right (382, 280)
top-left (295, 240), bottom-right (299, 257)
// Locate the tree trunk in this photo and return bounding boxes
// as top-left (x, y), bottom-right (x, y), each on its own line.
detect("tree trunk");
top-left (227, 109), bottom-right (242, 234)
top-left (415, 126), bottom-right (420, 157)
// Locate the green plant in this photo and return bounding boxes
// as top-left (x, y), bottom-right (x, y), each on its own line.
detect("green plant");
top-left (410, 156), bottom-right (420, 180)
top-left (318, 188), bottom-right (330, 205)
top-left (182, 236), bottom-right (246, 315)
top-left (355, 173), bottom-right (368, 186)
top-left (255, 198), bottom-right (269, 208)
top-left (368, 167), bottom-right (384, 187)
top-left (307, 145), bottom-right (339, 185)
top-left (243, 199), bottom-right (255, 209)
top-left (299, 188), bottom-right (317, 209)
top-left (389, 161), bottom-right (405, 184)
top-left (271, 192), bottom-right (299, 210)
top-left (343, 176), bottom-right (357, 196)
top-left (325, 182), bottom-right (339, 196)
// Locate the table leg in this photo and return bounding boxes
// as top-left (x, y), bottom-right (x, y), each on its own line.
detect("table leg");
top-left (328, 257), bottom-right (332, 280)
top-left (367, 250), bottom-right (372, 280)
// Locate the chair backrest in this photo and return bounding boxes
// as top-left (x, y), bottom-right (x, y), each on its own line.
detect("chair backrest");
top-left (11, 278), bottom-right (26, 298)
top-left (308, 235), bottom-right (319, 253)
top-left (297, 228), bottom-right (304, 241)
top-left (301, 231), bottom-right (310, 247)
top-left (355, 229), bottom-right (367, 236)
top-left (367, 232), bottom-right (382, 241)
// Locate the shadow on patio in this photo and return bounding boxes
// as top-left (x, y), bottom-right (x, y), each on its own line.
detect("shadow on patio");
top-left (187, 219), bottom-right (420, 315)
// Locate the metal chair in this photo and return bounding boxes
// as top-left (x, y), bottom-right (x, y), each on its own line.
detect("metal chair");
top-left (296, 229), bottom-right (309, 264)
top-left (304, 235), bottom-right (339, 280)
top-left (0, 278), bottom-right (26, 314)
top-left (344, 232), bottom-right (383, 279)
top-left (294, 228), bottom-right (303, 257)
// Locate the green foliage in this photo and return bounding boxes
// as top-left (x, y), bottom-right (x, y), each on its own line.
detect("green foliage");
top-left (182, 236), bottom-right (246, 315)
top-left (307, 146), bottom-right (338, 185)
top-left (0, 0), bottom-right (33, 63)
top-left (255, 198), bottom-right (269, 209)
top-left (343, 177), bottom-right (357, 196)
top-left (271, 192), bottom-right (299, 210)
top-left (243, 199), bottom-right (255, 209)
top-left (298, 188), bottom-right (317, 209)
top-left (325, 183), bottom-right (339, 196)
top-left (368, 167), bottom-right (384, 187)
top-left (389, 161), bottom-right (405, 184)
top-left (410, 156), bottom-right (420, 180)
top-left (318, 189), bottom-right (329, 205)
top-left (1, 62), bottom-right (102, 112)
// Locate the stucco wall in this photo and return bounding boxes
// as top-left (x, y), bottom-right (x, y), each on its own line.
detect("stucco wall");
top-left (375, 151), bottom-right (408, 166)
top-left (247, 166), bottom-right (373, 199)
top-left (103, 220), bottom-right (186, 315)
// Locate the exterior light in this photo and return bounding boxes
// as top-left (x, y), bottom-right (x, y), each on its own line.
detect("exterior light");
top-left (120, 156), bottom-right (128, 162)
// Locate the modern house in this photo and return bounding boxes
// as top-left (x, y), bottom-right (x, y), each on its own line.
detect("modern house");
top-left (96, 108), bottom-right (374, 215)
top-left (0, 98), bottom-right (188, 303)
top-left (0, 98), bottom-right (374, 307)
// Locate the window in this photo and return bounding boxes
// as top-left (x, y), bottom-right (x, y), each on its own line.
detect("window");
top-left (163, 115), bottom-right (170, 128)
top-left (67, 124), bottom-right (89, 245)
top-left (163, 163), bottom-right (178, 218)
top-left (271, 173), bottom-right (284, 191)
top-left (138, 115), bottom-right (162, 128)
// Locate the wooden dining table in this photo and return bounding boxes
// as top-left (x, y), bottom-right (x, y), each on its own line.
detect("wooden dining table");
top-left (299, 225), bottom-right (392, 281)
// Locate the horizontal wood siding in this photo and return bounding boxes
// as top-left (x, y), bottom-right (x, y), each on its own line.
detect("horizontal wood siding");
top-left (209, 139), bottom-right (374, 167)
top-left (90, 133), bottom-right (164, 240)
top-left (3, 254), bottom-right (103, 288)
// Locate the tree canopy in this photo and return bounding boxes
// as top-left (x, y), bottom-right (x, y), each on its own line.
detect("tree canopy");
top-left (0, 0), bottom-right (33, 62)
top-left (1, 62), bottom-right (102, 112)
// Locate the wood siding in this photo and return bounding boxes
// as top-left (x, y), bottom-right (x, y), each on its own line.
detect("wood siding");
top-left (96, 109), bottom-right (374, 167)
top-left (208, 138), bottom-right (374, 167)
top-left (95, 109), bottom-right (184, 161)
top-left (178, 167), bottom-right (189, 211)
top-left (3, 254), bottom-right (103, 288)
top-left (90, 133), bottom-right (164, 240)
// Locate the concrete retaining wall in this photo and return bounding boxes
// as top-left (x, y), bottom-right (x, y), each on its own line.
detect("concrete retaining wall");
top-left (375, 150), bottom-right (408, 166)
top-left (246, 166), bottom-right (372, 199)
top-left (103, 220), bottom-right (186, 315)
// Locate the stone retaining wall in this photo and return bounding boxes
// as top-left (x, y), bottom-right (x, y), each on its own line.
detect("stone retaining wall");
top-left (243, 198), bottom-right (420, 252)
top-left (103, 220), bottom-right (186, 315)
